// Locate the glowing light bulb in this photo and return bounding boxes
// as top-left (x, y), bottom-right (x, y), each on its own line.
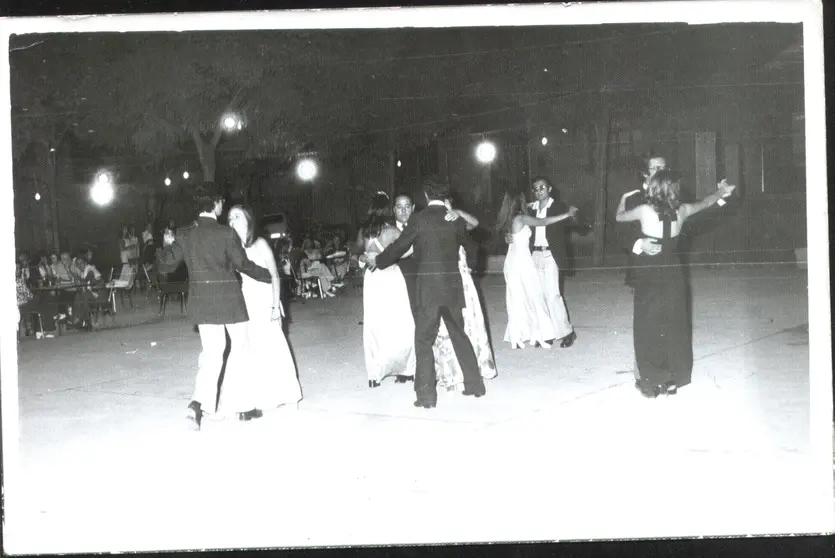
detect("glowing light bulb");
top-left (34, 192), bottom-right (41, 201)
top-left (183, 171), bottom-right (190, 180)
top-left (397, 160), bottom-right (402, 168)
top-left (541, 137), bottom-right (548, 146)
top-left (475, 141), bottom-right (497, 164)
top-left (296, 159), bottom-right (318, 181)
top-left (164, 177), bottom-right (171, 186)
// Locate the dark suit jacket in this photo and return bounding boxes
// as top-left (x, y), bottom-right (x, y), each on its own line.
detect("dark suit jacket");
top-left (158, 216), bottom-right (271, 325)
top-left (527, 199), bottom-right (570, 269)
top-left (375, 204), bottom-right (468, 310)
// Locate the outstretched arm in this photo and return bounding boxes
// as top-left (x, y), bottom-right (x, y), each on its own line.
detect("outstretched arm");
top-left (679, 182), bottom-right (736, 220)
top-left (519, 206), bottom-right (578, 228)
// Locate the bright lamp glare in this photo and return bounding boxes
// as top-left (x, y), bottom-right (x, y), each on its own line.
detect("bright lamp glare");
top-left (34, 192), bottom-right (41, 201)
top-left (397, 160), bottom-right (402, 168)
top-left (541, 137), bottom-right (548, 146)
top-left (183, 171), bottom-right (190, 180)
top-left (96, 171), bottom-right (112, 185)
top-left (223, 115), bottom-right (238, 130)
top-left (164, 177), bottom-right (172, 186)
top-left (475, 141), bottom-right (497, 164)
top-left (296, 159), bottom-right (318, 181)
top-left (90, 181), bottom-right (114, 206)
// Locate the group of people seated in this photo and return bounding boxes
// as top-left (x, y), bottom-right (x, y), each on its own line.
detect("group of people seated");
top-left (272, 229), bottom-right (352, 299)
top-left (15, 248), bottom-right (105, 336)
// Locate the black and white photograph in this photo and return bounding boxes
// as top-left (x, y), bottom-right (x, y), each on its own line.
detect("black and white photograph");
top-left (0, 1), bottom-right (831, 554)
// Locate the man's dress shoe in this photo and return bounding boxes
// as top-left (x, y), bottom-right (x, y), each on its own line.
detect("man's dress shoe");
top-left (394, 375), bottom-right (414, 383)
top-left (413, 400), bottom-right (436, 409)
top-left (187, 400), bottom-right (202, 431)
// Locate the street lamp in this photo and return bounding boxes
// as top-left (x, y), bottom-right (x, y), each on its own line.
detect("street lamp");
top-left (164, 177), bottom-right (172, 186)
top-left (296, 158), bottom-right (318, 181)
top-left (183, 170), bottom-right (190, 180)
top-left (34, 192), bottom-right (41, 201)
top-left (91, 171), bottom-right (114, 206)
top-left (541, 137), bottom-right (549, 146)
top-left (222, 113), bottom-right (243, 132)
top-left (475, 140), bottom-right (497, 164)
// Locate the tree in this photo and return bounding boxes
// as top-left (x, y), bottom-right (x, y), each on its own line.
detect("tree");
top-left (82, 31), bottom-right (393, 188)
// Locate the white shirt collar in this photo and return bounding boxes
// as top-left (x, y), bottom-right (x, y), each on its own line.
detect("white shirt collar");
top-left (199, 212), bottom-right (218, 220)
top-left (528, 197), bottom-right (554, 211)
top-left (396, 220), bottom-right (406, 230)
top-left (427, 200), bottom-right (445, 207)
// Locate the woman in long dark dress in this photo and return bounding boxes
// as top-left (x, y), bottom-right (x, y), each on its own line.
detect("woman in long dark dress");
top-left (616, 170), bottom-right (735, 398)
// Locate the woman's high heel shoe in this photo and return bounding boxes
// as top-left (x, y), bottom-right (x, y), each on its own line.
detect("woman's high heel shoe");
top-left (512, 341), bottom-right (526, 350)
top-left (535, 340), bottom-right (551, 349)
top-left (368, 379), bottom-right (380, 388)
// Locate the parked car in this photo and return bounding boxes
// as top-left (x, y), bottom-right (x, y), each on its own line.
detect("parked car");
top-left (260, 212), bottom-right (291, 241)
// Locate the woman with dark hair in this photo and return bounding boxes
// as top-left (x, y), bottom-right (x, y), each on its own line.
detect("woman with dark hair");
top-left (360, 191), bottom-right (416, 387)
top-left (616, 170), bottom-right (735, 398)
top-left (217, 204), bottom-right (302, 415)
top-left (496, 190), bottom-right (577, 349)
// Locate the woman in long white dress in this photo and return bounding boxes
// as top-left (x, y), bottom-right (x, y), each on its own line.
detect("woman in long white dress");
top-left (217, 205), bottom-right (302, 417)
top-left (361, 192), bottom-right (416, 387)
top-left (495, 191), bottom-right (578, 349)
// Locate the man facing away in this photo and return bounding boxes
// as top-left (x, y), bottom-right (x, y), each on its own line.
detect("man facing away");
top-left (157, 185), bottom-right (272, 430)
top-left (367, 176), bottom-right (486, 409)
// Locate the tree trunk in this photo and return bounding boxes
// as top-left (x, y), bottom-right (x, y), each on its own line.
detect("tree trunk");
top-left (46, 148), bottom-right (60, 251)
top-left (191, 128), bottom-right (217, 184)
top-left (591, 110), bottom-right (611, 268)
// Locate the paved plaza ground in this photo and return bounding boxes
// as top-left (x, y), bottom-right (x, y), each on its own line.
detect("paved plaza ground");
top-left (3, 264), bottom-right (832, 553)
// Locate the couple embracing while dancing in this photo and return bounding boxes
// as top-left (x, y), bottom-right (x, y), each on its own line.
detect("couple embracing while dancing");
top-left (158, 184), bottom-right (302, 431)
top-left (363, 176), bottom-right (493, 409)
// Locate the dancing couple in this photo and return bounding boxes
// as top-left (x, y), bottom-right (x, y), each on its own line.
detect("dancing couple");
top-left (497, 177), bottom-right (579, 349)
top-left (158, 185), bottom-right (301, 430)
top-left (363, 178), bottom-right (491, 408)
top-left (616, 168), bottom-right (735, 398)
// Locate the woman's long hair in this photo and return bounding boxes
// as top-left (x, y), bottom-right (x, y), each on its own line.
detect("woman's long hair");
top-left (495, 191), bottom-right (526, 234)
top-left (361, 191), bottom-right (392, 239)
top-left (229, 204), bottom-right (257, 248)
top-left (644, 169), bottom-right (681, 220)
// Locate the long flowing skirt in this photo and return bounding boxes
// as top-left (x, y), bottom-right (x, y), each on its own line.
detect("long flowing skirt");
top-left (363, 265), bottom-right (416, 383)
top-left (433, 248), bottom-right (497, 391)
top-left (633, 254), bottom-right (693, 389)
top-left (503, 245), bottom-right (556, 346)
top-left (217, 279), bottom-right (302, 416)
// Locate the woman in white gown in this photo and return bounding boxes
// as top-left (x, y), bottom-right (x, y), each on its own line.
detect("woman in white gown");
top-left (217, 205), bottom-right (302, 417)
top-left (360, 192), bottom-right (416, 387)
top-left (495, 191), bottom-right (578, 349)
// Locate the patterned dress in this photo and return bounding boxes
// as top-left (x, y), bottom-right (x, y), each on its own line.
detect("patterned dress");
top-left (433, 246), bottom-right (497, 391)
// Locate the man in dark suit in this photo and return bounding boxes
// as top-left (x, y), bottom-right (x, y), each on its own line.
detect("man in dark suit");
top-left (158, 184), bottom-right (272, 430)
top-left (367, 176), bottom-right (485, 408)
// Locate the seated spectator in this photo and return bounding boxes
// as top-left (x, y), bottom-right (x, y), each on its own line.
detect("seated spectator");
top-left (53, 252), bottom-right (76, 285)
top-left (70, 255), bottom-right (105, 330)
top-left (16, 261), bottom-right (58, 335)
